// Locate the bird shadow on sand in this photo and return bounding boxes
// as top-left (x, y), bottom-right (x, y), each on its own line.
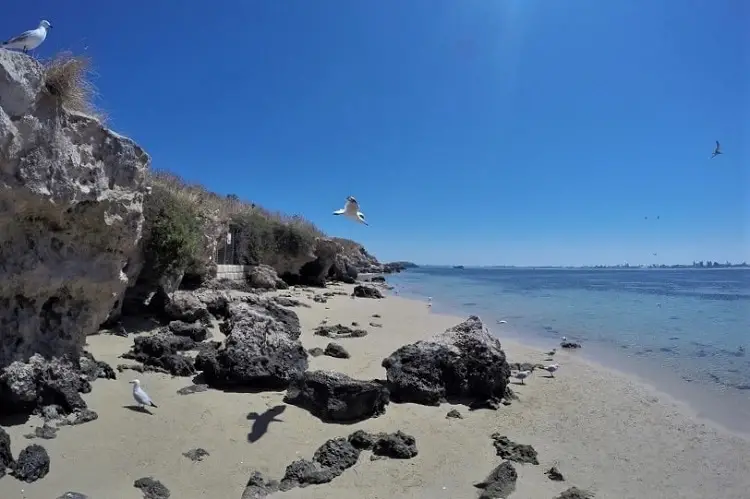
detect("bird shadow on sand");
top-left (247, 405), bottom-right (286, 443)
top-left (123, 405), bottom-right (155, 415)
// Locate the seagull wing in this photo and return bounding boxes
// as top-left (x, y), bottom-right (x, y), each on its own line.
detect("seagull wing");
top-left (2, 29), bottom-right (35, 46)
top-left (716, 140), bottom-right (720, 149)
top-left (332, 208), bottom-right (346, 215)
top-left (134, 387), bottom-right (153, 405)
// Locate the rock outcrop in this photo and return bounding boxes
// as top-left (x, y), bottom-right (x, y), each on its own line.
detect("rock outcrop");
top-left (381, 316), bottom-right (511, 408)
top-left (195, 301), bottom-right (308, 389)
top-left (0, 50), bottom-right (150, 367)
top-left (284, 370), bottom-right (390, 423)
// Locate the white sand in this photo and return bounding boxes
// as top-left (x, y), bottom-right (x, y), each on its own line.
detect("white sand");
top-left (1, 284), bottom-right (749, 499)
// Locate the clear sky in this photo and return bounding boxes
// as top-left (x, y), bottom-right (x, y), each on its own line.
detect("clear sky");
top-left (3, 1), bottom-right (747, 266)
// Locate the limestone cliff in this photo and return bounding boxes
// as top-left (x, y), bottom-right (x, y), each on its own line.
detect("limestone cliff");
top-left (0, 51), bottom-right (150, 367)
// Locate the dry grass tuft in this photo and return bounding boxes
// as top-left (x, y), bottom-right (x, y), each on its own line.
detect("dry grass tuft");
top-left (42, 51), bottom-right (105, 121)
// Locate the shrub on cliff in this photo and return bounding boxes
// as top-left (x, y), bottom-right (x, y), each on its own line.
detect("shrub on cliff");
top-left (142, 183), bottom-right (203, 277)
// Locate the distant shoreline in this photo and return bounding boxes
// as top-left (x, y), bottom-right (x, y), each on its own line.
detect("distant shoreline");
top-left (410, 264), bottom-right (750, 270)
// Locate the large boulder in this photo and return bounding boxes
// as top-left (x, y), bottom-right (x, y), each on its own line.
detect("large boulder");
top-left (195, 301), bottom-right (308, 389)
top-left (245, 264), bottom-right (287, 290)
top-left (284, 370), bottom-right (389, 423)
top-left (297, 238), bottom-right (343, 287)
top-left (381, 316), bottom-right (511, 408)
top-left (0, 51), bottom-right (149, 367)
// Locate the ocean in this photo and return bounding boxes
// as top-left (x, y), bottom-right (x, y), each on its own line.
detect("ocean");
top-left (387, 267), bottom-right (750, 435)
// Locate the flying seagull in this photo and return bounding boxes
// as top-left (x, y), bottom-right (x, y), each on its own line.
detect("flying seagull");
top-left (1, 20), bottom-right (52, 53)
top-left (711, 141), bottom-right (722, 158)
top-left (129, 379), bottom-right (158, 410)
top-left (333, 196), bottom-right (368, 226)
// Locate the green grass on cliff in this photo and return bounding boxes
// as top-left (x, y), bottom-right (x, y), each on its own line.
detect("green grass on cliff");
top-left (146, 170), bottom-right (327, 274)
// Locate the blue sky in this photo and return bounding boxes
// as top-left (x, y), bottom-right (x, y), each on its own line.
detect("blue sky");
top-left (3, 1), bottom-right (747, 266)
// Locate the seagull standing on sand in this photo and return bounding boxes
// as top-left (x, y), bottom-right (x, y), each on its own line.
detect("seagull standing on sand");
top-left (542, 363), bottom-right (560, 378)
top-left (129, 379), bottom-right (158, 410)
top-left (513, 370), bottom-right (532, 385)
top-left (1, 20), bottom-right (52, 53)
top-left (711, 140), bottom-right (722, 158)
top-left (332, 196), bottom-right (368, 226)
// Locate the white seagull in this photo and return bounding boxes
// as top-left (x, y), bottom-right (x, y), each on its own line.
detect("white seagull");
top-left (711, 140), bottom-right (722, 158)
top-left (513, 370), bottom-right (532, 385)
top-left (129, 379), bottom-right (158, 410)
top-left (332, 196), bottom-right (368, 226)
top-left (1, 20), bottom-right (52, 53)
top-left (541, 363), bottom-right (560, 377)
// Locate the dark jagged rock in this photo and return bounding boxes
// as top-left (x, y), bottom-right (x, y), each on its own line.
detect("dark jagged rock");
top-left (79, 352), bottom-right (117, 381)
top-left (246, 264), bottom-right (288, 290)
top-left (324, 342), bottom-right (350, 359)
top-left (314, 324), bottom-right (368, 339)
top-left (176, 384), bottom-right (208, 396)
top-left (279, 438), bottom-right (361, 491)
top-left (546, 466), bottom-right (565, 481)
top-left (163, 290), bottom-right (211, 324)
top-left (273, 296), bottom-right (309, 308)
top-left (474, 461), bottom-right (518, 499)
top-left (352, 285), bottom-right (383, 299)
top-left (241, 470), bottom-right (280, 499)
top-left (121, 333), bottom-right (197, 377)
top-left (284, 370), bottom-right (389, 423)
top-left (554, 487), bottom-right (594, 499)
top-left (307, 347), bottom-right (325, 357)
top-left (561, 341), bottom-right (582, 349)
top-left (12, 444), bottom-right (50, 483)
top-left (24, 423), bottom-right (57, 440)
top-left (369, 322), bottom-right (383, 328)
top-left (347, 430), bottom-right (418, 458)
top-left (446, 409), bottom-right (463, 419)
top-left (182, 448), bottom-right (210, 462)
top-left (491, 434), bottom-right (539, 465)
top-left (0, 355), bottom-right (90, 417)
top-left (59, 408), bottom-right (99, 426)
top-left (381, 316), bottom-right (511, 408)
top-left (134, 476), bottom-right (171, 499)
top-left (370, 275), bottom-right (386, 283)
top-left (168, 320), bottom-right (210, 341)
top-left (194, 301), bottom-right (307, 390)
top-left (0, 426), bottom-right (13, 478)
top-left (313, 295), bottom-right (328, 304)
top-left (56, 493), bottom-right (90, 499)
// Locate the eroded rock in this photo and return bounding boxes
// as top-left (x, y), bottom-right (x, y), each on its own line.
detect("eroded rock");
top-left (195, 301), bottom-right (307, 389)
top-left (491, 434), bottom-right (539, 465)
top-left (324, 342), bottom-right (350, 359)
top-left (474, 461), bottom-right (518, 499)
top-left (284, 370), bottom-right (389, 423)
top-left (12, 444), bottom-right (50, 483)
top-left (352, 285), bottom-right (383, 299)
top-left (554, 487), bottom-right (594, 499)
top-left (382, 316), bottom-right (511, 408)
top-left (314, 324), bottom-right (368, 339)
top-left (246, 264), bottom-right (288, 290)
top-left (134, 476), bottom-right (171, 499)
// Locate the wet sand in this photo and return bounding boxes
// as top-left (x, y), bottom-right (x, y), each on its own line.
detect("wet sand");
top-left (1, 284), bottom-right (749, 498)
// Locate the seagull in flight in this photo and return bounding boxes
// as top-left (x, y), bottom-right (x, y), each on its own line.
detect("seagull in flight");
top-left (1, 20), bottom-right (52, 53)
top-left (332, 196), bottom-right (368, 226)
top-left (711, 141), bottom-right (722, 158)
top-left (129, 379), bottom-right (158, 410)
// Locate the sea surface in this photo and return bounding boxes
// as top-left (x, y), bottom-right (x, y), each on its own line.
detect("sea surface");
top-left (387, 267), bottom-right (750, 435)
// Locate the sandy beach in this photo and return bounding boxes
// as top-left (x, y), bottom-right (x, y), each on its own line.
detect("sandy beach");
top-left (1, 283), bottom-right (749, 499)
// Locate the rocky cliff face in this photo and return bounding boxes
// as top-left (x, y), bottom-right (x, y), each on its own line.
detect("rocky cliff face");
top-left (0, 51), bottom-right (150, 367)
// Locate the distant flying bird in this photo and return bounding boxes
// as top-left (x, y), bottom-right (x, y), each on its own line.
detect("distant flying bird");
top-left (332, 196), bottom-right (368, 226)
top-left (711, 141), bottom-right (722, 158)
top-left (129, 379), bottom-right (158, 410)
top-left (1, 20), bottom-right (52, 53)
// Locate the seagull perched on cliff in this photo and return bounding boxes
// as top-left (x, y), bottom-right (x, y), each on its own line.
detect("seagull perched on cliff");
top-left (711, 140), bottom-right (722, 158)
top-left (129, 379), bottom-right (158, 410)
top-left (332, 196), bottom-right (368, 226)
top-left (1, 20), bottom-right (52, 53)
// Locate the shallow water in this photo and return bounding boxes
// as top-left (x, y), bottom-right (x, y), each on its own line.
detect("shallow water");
top-left (387, 267), bottom-right (750, 435)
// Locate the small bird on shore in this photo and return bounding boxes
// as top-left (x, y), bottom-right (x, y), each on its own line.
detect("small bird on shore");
top-left (1, 20), bottom-right (52, 53)
top-left (542, 363), bottom-right (560, 378)
top-left (711, 140), bottom-right (722, 158)
top-left (513, 370), bottom-right (532, 385)
top-left (332, 196), bottom-right (368, 226)
top-left (130, 379), bottom-right (158, 410)
top-left (545, 349), bottom-right (556, 357)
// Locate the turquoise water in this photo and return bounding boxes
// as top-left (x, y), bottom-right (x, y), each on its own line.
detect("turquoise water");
top-left (387, 267), bottom-right (750, 434)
